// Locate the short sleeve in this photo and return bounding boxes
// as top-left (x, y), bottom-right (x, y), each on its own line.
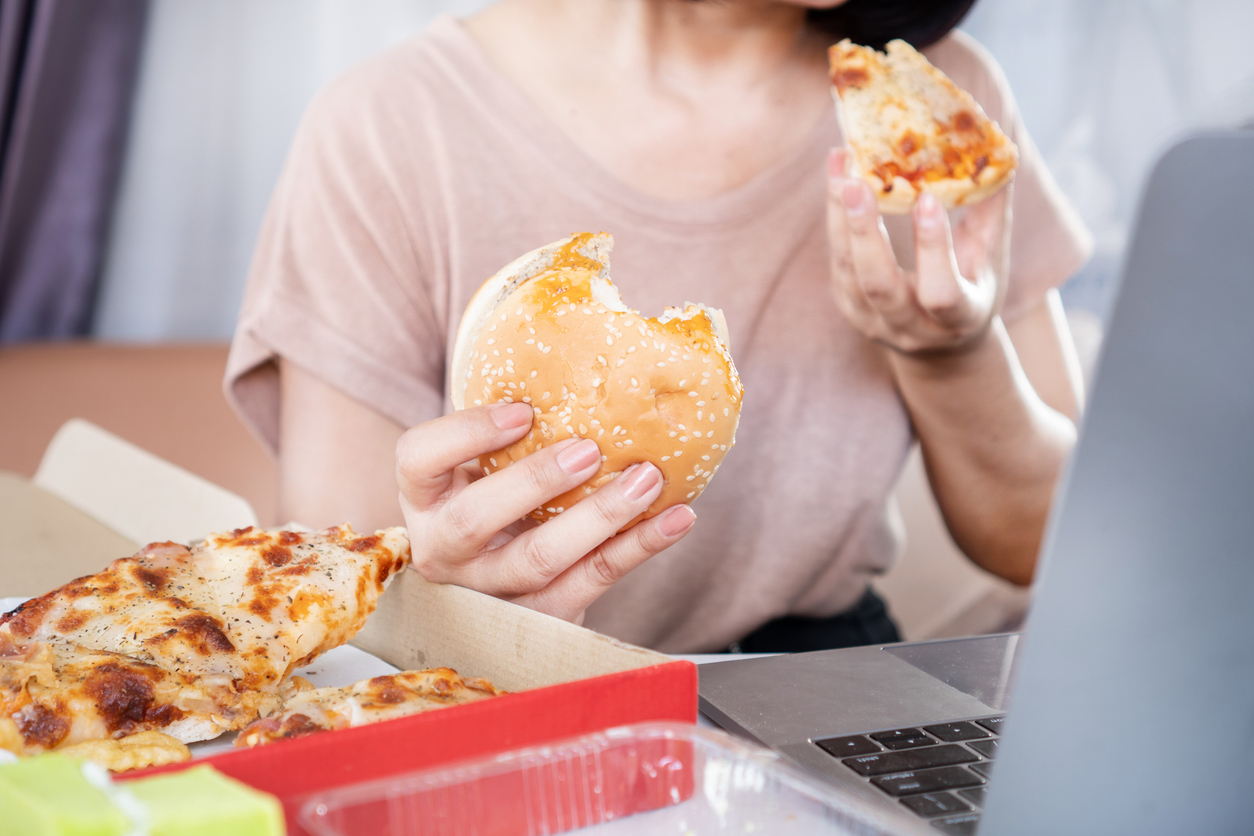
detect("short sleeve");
top-left (925, 31), bottom-right (1094, 320)
top-left (225, 56), bottom-right (448, 456)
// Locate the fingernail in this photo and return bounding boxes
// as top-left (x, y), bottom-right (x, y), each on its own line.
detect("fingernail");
top-left (620, 462), bottom-right (662, 501)
top-left (841, 181), bottom-right (866, 215)
top-left (917, 192), bottom-right (941, 229)
top-left (556, 438), bottom-right (600, 474)
top-left (657, 504), bottom-right (697, 538)
top-left (491, 401), bottom-right (533, 429)
top-left (827, 147), bottom-right (846, 178)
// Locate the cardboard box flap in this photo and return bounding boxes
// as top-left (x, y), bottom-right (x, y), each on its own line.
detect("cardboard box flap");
top-left (353, 569), bottom-right (674, 693)
top-left (34, 419), bottom-right (258, 546)
top-left (0, 472), bottom-right (141, 596)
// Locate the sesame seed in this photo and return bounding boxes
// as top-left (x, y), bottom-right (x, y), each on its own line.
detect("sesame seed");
top-left (616, 359), bottom-right (625, 367)
top-left (686, 475), bottom-right (695, 481)
top-left (615, 441), bottom-right (623, 448)
top-left (687, 492), bottom-right (696, 498)
top-left (694, 431), bottom-right (703, 438)
top-left (710, 414), bottom-right (716, 422)
top-left (724, 408), bottom-right (729, 417)
top-left (531, 371), bottom-right (538, 378)
top-left (656, 362), bottom-right (666, 368)
top-left (697, 401), bottom-right (705, 407)
top-left (474, 399), bottom-right (482, 406)
top-left (679, 436), bottom-right (688, 442)
top-left (606, 335), bottom-right (613, 345)
top-left (612, 425), bottom-right (622, 435)
top-left (702, 455), bottom-right (710, 461)
top-left (661, 455), bottom-right (670, 461)
top-left (516, 307), bottom-right (523, 316)
top-left (488, 324), bottom-right (496, 332)
top-left (597, 355), bottom-right (607, 365)
top-left (556, 310), bottom-right (566, 316)
top-left (542, 346), bottom-right (551, 353)
top-left (697, 411), bottom-right (703, 420)
top-left (507, 348), bottom-right (514, 354)
top-left (523, 397), bottom-right (531, 403)
top-left (624, 439), bottom-right (632, 445)
top-left (627, 346), bottom-right (636, 353)
top-left (669, 431), bottom-right (677, 438)
top-left (675, 451), bottom-right (683, 457)
top-left (547, 507), bottom-right (556, 513)
top-left (631, 377), bottom-right (638, 387)
top-left (487, 338), bottom-right (495, 345)
top-left (583, 308), bottom-right (592, 314)
top-left (597, 429), bottom-right (604, 437)
top-left (678, 424), bottom-right (686, 430)
top-left (601, 455), bottom-right (608, 462)
top-left (489, 457), bottom-right (497, 467)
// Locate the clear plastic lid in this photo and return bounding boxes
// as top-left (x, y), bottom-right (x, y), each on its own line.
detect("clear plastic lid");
top-left (300, 722), bottom-right (926, 836)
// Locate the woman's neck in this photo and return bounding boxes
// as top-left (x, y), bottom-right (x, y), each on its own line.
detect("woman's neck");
top-left (466, 0), bottom-right (833, 201)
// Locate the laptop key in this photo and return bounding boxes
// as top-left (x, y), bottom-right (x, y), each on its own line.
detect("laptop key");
top-left (932, 813), bottom-right (981, 835)
top-left (967, 738), bottom-right (998, 758)
top-left (871, 766), bottom-right (984, 796)
top-left (975, 716), bottom-right (1005, 734)
top-left (970, 760), bottom-right (994, 779)
top-left (870, 728), bottom-right (937, 750)
top-left (924, 722), bottom-right (990, 742)
top-left (899, 792), bottom-right (973, 817)
top-left (843, 744), bottom-right (978, 776)
top-left (815, 735), bottom-right (881, 758)
top-left (959, 787), bottom-right (987, 806)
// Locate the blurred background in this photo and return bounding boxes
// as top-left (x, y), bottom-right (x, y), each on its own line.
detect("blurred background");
top-left (2, 0), bottom-right (1252, 638)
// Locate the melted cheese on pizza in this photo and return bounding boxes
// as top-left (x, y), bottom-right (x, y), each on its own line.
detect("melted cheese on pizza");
top-left (0, 525), bottom-right (409, 755)
top-left (829, 39), bottom-right (1018, 213)
top-left (234, 668), bottom-right (503, 748)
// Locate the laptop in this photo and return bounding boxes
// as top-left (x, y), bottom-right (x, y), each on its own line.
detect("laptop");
top-left (698, 129), bottom-right (1254, 836)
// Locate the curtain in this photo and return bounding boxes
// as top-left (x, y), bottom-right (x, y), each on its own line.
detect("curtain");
top-left (0, 0), bottom-right (148, 342)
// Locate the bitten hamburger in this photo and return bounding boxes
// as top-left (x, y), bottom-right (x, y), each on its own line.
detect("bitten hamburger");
top-left (451, 232), bottom-right (743, 528)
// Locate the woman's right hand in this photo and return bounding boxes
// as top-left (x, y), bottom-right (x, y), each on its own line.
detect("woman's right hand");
top-left (395, 402), bottom-right (697, 623)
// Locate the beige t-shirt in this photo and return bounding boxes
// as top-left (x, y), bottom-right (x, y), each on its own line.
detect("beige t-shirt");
top-left (226, 16), bottom-right (1091, 653)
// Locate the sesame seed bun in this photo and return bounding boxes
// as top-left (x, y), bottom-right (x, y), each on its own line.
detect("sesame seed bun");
top-left (451, 232), bottom-right (743, 528)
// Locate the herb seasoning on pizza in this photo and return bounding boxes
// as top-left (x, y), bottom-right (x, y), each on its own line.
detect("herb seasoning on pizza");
top-left (829, 39), bottom-right (1018, 214)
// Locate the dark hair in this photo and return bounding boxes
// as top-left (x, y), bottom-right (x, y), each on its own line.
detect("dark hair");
top-left (808, 0), bottom-right (979, 51)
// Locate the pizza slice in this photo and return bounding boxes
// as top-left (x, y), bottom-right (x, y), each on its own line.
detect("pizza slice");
top-left (234, 668), bottom-right (503, 748)
top-left (0, 525), bottom-right (409, 757)
top-left (829, 38), bottom-right (1018, 214)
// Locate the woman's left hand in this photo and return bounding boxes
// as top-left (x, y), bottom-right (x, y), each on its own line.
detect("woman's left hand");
top-left (826, 148), bottom-right (1012, 355)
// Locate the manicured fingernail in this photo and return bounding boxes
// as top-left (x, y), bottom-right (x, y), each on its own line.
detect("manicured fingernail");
top-left (556, 439), bottom-right (600, 474)
top-left (491, 401), bottom-right (533, 429)
top-left (828, 147), bottom-right (846, 178)
top-left (917, 192), bottom-right (941, 228)
top-left (657, 504), bottom-right (696, 538)
top-left (620, 463), bottom-right (662, 501)
top-left (841, 181), bottom-right (866, 215)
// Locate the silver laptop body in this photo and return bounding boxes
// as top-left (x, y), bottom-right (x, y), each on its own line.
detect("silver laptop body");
top-left (699, 130), bottom-right (1254, 835)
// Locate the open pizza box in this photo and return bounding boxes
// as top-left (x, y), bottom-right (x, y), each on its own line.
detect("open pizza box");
top-left (0, 420), bottom-right (697, 834)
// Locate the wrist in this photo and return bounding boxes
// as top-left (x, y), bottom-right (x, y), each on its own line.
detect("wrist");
top-left (886, 317), bottom-right (1004, 382)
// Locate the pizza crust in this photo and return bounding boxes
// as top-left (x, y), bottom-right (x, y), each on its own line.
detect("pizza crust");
top-left (830, 39), bottom-right (1018, 214)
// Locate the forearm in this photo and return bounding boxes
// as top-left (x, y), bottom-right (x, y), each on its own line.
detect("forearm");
top-left (889, 318), bottom-right (1077, 584)
top-left (277, 359), bottom-right (407, 532)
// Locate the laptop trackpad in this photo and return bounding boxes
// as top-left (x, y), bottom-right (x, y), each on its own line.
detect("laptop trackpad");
top-left (883, 634), bottom-right (1020, 711)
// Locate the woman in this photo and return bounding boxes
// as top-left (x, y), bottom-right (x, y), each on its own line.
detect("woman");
top-left (226, 0), bottom-right (1090, 653)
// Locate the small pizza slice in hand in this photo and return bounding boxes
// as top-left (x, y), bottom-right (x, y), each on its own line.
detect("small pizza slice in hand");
top-left (829, 38), bottom-right (1018, 214)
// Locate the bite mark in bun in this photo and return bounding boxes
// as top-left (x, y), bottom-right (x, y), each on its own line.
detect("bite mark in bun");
top-left (451, 233), bottom-right (743, 528)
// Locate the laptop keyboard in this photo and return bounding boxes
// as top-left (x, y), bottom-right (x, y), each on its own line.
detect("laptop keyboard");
top-left (814, 716), bottom-right (1004, 835)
